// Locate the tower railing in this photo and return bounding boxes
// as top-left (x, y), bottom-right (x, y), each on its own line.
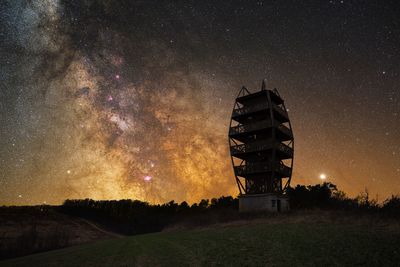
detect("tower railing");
top-left (232, 102), bottom-right (288, 120)
top-left (234, 162), bottom-right (291, 177)
top-left (273, 103), bottom-right (289, 120)
top-left (229, 119), bottom-right (274, 135)
top-left (232, 103), bottom-right (268, 117)
top-left (229, 120), bottom-right (292, 137)
top-left (276, 143), bottom-right (293, 156)
top-left (277, 124), bottom-right (292, 138)
top-left (230, 140), bottom-right (293, 157)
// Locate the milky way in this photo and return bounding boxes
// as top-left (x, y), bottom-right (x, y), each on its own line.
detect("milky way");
top-left (1, 1), bottom-right (399, 205)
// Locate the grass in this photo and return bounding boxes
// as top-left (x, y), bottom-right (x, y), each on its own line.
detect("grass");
top-left (1, 219), bottom-right (400, 267)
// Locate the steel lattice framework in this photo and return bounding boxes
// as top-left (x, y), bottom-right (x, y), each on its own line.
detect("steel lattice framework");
top-left (228, 80), bottom-right (294, 195)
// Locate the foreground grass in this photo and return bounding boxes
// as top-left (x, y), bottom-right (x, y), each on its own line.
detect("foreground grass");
top-left (1, 219), bottom-right (400, 267)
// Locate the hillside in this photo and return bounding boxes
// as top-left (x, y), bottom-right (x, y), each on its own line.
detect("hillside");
top-left (2, 212), bottom-right (400, 267)
top-left (0, 206), bottom-right (117, 259)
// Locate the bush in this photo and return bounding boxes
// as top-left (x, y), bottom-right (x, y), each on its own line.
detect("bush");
top-left (287, 182), bottom-right (340, 209)
top-left (381, 195), bottom-right (400, 217)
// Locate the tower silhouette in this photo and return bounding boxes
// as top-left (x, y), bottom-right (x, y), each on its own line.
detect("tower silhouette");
top-left (228, 80), bottom-right (294, 212)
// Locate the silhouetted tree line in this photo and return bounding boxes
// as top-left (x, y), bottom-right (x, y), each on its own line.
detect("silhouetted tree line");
top-left (60, 183), bottom-right (400, 235)
top-left (288, 182), bottom-right (400, 215)
top-left (60, 196), bottom-right (238, 235)
top-left (287, 182), bottom-right (344, 209)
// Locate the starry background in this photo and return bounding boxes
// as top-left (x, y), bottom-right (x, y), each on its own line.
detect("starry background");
top-left (0, 0), bottom-right (399, 205)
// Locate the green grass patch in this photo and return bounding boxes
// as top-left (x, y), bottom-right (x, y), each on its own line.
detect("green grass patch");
top-left (1, 221), bottom-right (400, 267)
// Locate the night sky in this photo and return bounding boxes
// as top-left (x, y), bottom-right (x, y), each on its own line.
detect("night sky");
top-left (1, 1), bottom-right (399, 205)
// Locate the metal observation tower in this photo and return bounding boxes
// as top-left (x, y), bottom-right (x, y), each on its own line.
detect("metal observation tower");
top-left (228, 80), bottom-right (294, 212)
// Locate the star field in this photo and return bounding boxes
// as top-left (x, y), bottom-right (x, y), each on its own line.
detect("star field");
top-left (0, 0), bottom-right (399, 205)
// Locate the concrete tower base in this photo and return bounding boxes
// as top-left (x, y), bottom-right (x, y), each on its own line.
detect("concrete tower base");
top-left (239, 193), bottom-right (289, 213)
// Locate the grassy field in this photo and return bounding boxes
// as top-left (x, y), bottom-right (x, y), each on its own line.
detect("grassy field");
top-left (1, 214), bottom-right (400, 267)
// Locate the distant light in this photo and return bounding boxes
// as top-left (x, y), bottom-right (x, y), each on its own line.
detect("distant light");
top-left (67, 170), bottom-right (71, 174)
top-left (144, 175), bottom-right (152, 182)
top-left (382, 71), bottom-right (386, 75)
top-left (18, 194), bottom-right (22, 198)
top-left (115, 74), bottom-right (120, 79)
top-left (107, 95), bottom-right (113, 101)
top-left (319, 173), bottom-right (327, 180)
